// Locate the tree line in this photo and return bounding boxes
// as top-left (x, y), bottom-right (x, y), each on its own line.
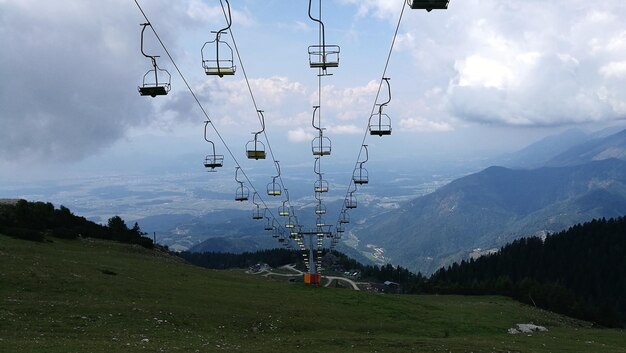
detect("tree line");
top-left (427, 216), bottom-right (626, 328)
top-left (2, 199), bottom-right (623, 327)
top-left (0, 199), bottom-right (156, 249)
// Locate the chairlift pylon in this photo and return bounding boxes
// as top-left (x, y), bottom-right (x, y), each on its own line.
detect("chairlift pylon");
top-left (407, 0), bottom-right (449, 11)
top-left (203, 121), bottom-right (224, 171)
top-left (369, 78), bottom-right (392, 136)
top-left (201, 0), bottom-right (236, 77)
top-left (234, 167), bottom-right (249, 201)
top-left (246, 110), bottom-right (267, 160)
top-left (138, 23), bottom-right (171, 97)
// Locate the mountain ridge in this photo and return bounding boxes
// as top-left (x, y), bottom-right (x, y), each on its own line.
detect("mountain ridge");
top-left (353, 158), bottom-right (626, 274)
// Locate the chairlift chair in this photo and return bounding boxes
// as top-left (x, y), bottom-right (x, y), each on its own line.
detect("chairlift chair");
top-left (201, 37), bottom-right (236, 77)
top-left (235, 184), bottom-right (249, 202)
top-left (265, 217), bottom-right (274, 231)
top-left (279, 202), bottom-right (290, 217)
top-left (315, 203), bottom-right (326, 215)
top-left (252, 193), bottom-right (263, 220)
top-left (407, 0), bottom-right (449, 11)
top-left (316, 216), bottom-right (326, 228)
top-left (369, 113), bottom-right (392, 136)
top-left (267, 161), bottom-right (282, 196)
top-left (314, 179), bottom-right (329, 193)
top-left (369, 78), bottom-right (392, 136)
top-left (252, 206), bottom-right (263, 220)
top-left (346, 192), bottom-right (357, 209)
top-left (339, 210), bottom-right (350, 224)
top-left (247, 110), bottom-right (267, 160)
top-left (234, 167), bottom-right (249, 201)
top-left (285, 215), bottom-right (296, 229)
top-left (308, 45), bottom-right (340, 69)
top-left (138, 23), bottom-right (171, 97)
top-left (353, 145), bottom-right (369, 184)
top-left (246, 138), bottom-right (266, 160)
top-left (203, 121), bottom-right (224, 171)
top-left (201, 0), bottom-right (236, 77)
top-left (307, 0), bottom-right (340, 73)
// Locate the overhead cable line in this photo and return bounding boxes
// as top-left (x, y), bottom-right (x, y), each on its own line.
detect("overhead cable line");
top-left (133, 0), bottom-right (292, 246)
top-left (334, 0), bottom-right (407, 233)
top-left (218, 0), bottom-right (302, 227)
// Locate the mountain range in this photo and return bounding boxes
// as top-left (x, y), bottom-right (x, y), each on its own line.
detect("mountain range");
top-left (352, 128), bottom-right (626, 274)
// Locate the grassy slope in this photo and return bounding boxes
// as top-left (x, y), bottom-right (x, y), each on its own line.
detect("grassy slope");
top-left (0, 234), bottom-right (624, 353)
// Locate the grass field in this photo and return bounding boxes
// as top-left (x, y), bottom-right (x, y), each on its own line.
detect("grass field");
top-left (1, 234), bottom-right (624, 352)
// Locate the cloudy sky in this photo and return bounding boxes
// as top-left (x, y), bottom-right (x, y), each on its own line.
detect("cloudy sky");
top-left (2, 0), bottom-right (626, 185)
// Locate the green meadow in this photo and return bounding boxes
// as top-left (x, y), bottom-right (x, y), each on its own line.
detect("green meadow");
top-left (1, 234), bottom-right (624, 352)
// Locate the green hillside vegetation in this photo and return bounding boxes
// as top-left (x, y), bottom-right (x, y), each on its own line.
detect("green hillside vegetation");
top-left (429, 217), bottom-right (626, 328)
top-left (2, 234), bottom-right (626, 352)
top-left (0, 199), bottom-right (157, 249)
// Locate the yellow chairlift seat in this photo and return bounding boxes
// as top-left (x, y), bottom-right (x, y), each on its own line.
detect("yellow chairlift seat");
top-left (204, 65), bottom-right (236, 76)
top-left (267, 189), bottom-right (281, 196)
top-left (314, 180), bottom-right (329, 193)
top-left (408, 0), bottom-right (449, 11)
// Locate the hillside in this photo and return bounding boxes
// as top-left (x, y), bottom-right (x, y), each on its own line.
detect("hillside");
top-left (547, 129), bottom-right (626, 167)
top-left (354, 158), bottom-right (626, 274)
top-left (2, 234), bottom-right (626, 352)
top-left (430, 216), bottom-right (626, 327)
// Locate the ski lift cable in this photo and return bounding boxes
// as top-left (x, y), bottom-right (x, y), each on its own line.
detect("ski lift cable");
top-left (334, 1), bottom-right (407, 227)
top-left (133, 0), bottom-right (292, 242)
top-left (219, 1), bottom-right (301, 223)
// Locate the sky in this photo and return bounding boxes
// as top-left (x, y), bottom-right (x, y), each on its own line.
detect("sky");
top-left (2, 0), bottom-right (626, 187)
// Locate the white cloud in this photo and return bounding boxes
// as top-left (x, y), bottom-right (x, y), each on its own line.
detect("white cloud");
top-left (329, 124), bottom-right (362, 134)
top-left (399, 118), bottom-right (452, 132)
top-left (600, 61), bottom-right (626, 79)
top-left (287, 128), bottom-right (314, 143)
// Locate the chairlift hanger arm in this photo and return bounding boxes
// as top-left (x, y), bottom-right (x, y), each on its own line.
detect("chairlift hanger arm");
top-left (140, 23), bottom-right (158, 63)
top-left (254, 110), bottom-right (266, 137)
top-left (217, 0), bottom-right (233, 36)
top-left (311, 106), bottom-right (321, 131)
top-left (308, 0), bottom-right (326, 49)
top-left (379, 78), bottom-right (392, 112)
top-left (361, 144), bottom-right (369, 164)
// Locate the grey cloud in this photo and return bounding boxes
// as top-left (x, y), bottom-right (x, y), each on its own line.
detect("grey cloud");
top-left (0, 0), bottom-right (201, 163)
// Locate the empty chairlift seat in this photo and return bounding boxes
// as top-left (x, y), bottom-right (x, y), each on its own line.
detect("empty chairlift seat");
top-left (308, 45), bottom-right (340, 69)
top-left (407, 0), bottom-right (449, 11)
